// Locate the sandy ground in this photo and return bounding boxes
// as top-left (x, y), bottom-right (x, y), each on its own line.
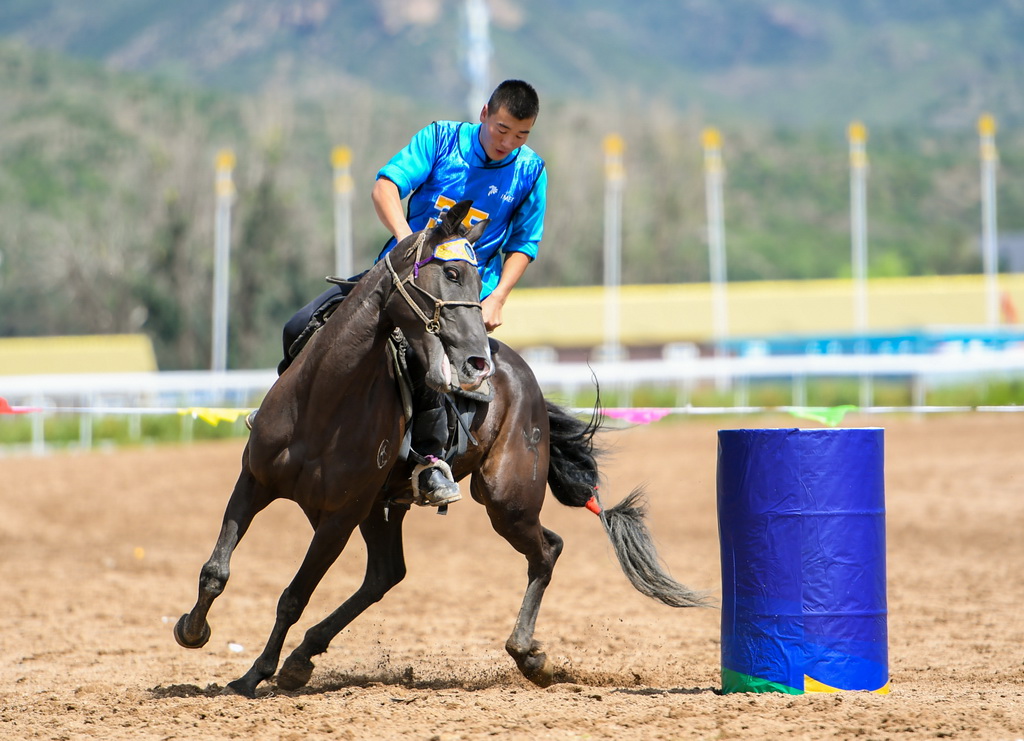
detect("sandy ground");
top-left (1, 413), bottom-right (1023, 740)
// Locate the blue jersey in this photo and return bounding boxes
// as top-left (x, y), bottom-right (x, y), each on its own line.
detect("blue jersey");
top-left (376, 120), bottom-right (547, 299)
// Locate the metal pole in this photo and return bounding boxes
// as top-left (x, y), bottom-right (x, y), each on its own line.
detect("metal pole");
top-left (463, 0), bottom-right (491, 119)
top-left (603, 134), bottom-right (625, 362)
top-left (978, 114), bottom-right (1000, 327)
top-left (848, 122), bottom-right (872, 407)
top-left (212, 149), bottom-right (235, 373)
top-left (332, 146), bottom-right (354, 278)
top-left (702, 128), bottom-right (728, 358)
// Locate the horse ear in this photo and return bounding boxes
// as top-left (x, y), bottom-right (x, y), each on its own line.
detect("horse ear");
top-left (465, 218), bottom-right (490, 245)
top-left (440, 200), bottom-right (473, 237)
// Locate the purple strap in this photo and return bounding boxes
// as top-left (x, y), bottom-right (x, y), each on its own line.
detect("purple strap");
top-left (413, 254), bottom-right (433, 278)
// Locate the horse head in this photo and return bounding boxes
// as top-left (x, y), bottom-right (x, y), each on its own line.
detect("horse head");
top-left (384, 201), bottom-right (493, 394)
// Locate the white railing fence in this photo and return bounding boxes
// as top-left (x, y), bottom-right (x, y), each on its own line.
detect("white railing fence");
top-left (3, 349), bottom-right (1023, 454)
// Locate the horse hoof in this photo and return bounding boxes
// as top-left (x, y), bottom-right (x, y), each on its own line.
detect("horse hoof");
top-left (222, 680), bottom-right (256, 699)
top-left (277, 654), bottom-right (315, 691)
top-left (523, 656), bottom-right (554, 688)
top-left (173, 614), bottom-right (211, 649)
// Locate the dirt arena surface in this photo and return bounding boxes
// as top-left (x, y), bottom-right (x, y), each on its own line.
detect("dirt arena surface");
top-left (2, 412), bottom-right (1022, 740)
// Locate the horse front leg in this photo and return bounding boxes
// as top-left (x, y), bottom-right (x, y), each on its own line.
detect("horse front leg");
top-left (175, 468), bottom-right (273, 650)
top-left (475, 478), bottom-right (564, 687)
top-left (277, 502), bottom-right (409, 691)
top-left (224, 511), bottom-right (360, 698)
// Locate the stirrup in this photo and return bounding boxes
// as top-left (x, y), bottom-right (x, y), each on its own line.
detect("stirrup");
top-left (244, 409), bottom-right (258, 431)
top-left (411, 457), bottom-right (461, 507)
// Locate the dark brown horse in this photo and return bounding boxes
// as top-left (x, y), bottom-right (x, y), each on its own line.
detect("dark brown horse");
top-left (174, 201), bottom-right (708, 698)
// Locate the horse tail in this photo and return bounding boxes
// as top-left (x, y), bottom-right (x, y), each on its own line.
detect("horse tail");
top-left (546, 400), bottom-right (712, 609)
top-left (599, 486), bottom-right (713, 608)
top-left (545, 399), bottom-right (601, 508)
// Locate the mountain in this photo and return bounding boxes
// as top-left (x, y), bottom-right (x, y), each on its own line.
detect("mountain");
top-left (1, 0), bottom-right (1023, 127)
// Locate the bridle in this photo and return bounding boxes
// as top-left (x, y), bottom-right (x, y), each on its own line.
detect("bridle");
top-left (383, 233), bottom-right (483, 334)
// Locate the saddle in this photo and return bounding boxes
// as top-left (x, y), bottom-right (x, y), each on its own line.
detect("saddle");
top-left (285, 273), bottom-right (366, 362)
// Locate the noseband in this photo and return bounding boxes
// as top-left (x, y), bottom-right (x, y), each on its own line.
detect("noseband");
top-left (383, 233), bottom-right (483, 334)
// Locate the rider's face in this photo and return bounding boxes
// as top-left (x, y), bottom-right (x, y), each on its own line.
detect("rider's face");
top-left (478, 104), bottom-right (535, 162)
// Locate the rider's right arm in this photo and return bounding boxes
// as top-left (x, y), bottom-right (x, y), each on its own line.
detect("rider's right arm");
top-left (372, 177), bottom-right (414, 243)
top-left (374, 122), bottom-right (441, 243)
top-left (375, 122), bottom-right (439, 199)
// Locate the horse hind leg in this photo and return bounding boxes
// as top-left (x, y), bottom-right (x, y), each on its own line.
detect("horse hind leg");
top-left (174, 468), bottom-right (272, 649)
top-left (504, 524), bottom-right (563, 687)
top-left (476, 471), bottom-right (564, 686)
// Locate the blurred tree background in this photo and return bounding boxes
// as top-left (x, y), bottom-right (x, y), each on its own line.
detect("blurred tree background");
top-left (1, 0), bottom-right (1023, 369)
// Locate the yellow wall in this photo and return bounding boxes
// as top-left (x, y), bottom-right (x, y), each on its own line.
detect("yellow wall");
top-left (0, 334), bottom-right (159, 376)
top-left (492, 274), bottom-right (1024, 348)
top-left (4, 276), bottom-right (1023, 374)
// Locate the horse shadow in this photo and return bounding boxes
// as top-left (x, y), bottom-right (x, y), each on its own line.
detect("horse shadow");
top-left (150, 670), bottom-right (719, 700)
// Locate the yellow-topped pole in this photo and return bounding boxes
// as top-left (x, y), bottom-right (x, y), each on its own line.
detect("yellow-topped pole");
top-left (702, 127), bottom-right (724, 174)
top-left (978, 114), bottom-right (1000, 326)
top-left (701, 127), bottom-right (721, 148)
top-left (601, 134), bottom-right (625, 362)
top-left (702, 127), bottom-right (728, 364)
top-left (215, 149), bottom-right (236, 198)
top-left (604, 133), bottom-right (625, 180)
top-left (848, 121), bottom-right (868, 169)
top-left (212, 149), bottom-right (236, 372)
top-left (847, 122), bottom-right (870, 404)
top-left (331, 146), bottom-right (352, 177)
top-left (978, 113), bottom-right (997, 157)
top-left (332, 146), bottom-right (354, 277)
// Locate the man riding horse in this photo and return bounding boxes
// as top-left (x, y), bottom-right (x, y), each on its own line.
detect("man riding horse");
top-left (276, 79), bottom-right (546, 508)
top-left (176, 86), bottom-right (709, 696)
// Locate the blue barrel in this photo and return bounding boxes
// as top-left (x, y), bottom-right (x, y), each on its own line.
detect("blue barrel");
top-left (717, 428), bottom-right (889, 694)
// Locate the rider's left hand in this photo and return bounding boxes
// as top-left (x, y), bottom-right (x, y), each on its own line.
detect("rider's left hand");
top-left (481, 294), bottom-right (504, 333)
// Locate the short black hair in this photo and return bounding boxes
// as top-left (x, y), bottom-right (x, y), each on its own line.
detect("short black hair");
top-left (486, 80), bottom-right (540, 121)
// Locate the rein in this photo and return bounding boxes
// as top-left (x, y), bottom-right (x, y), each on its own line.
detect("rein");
top-left (383, 233), bottom-right (482, 334)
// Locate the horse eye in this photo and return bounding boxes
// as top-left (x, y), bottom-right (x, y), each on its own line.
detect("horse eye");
top-left (444, 266), bottom-right (461, 283)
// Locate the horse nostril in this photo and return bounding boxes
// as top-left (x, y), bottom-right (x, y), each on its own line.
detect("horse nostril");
top-left (470, 356), bottom-right (487, 372)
